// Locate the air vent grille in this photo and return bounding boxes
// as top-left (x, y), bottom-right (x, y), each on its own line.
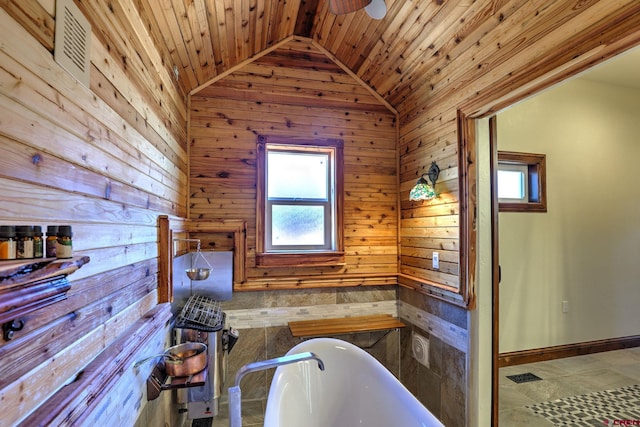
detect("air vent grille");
top-left (412, 332), bottom-right (430, 368)
top-left (506, 372), bottom-right (542, 384)
top-left (54, 0), bottom-right (91, 87)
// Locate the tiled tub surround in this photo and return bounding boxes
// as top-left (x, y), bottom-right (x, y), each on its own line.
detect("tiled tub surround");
top-left (398, 287), bottom-right (470, 427)
top-left (211, 286), bottom-right (468, 427)
top-left (217, 286), bottom-right (400, 426)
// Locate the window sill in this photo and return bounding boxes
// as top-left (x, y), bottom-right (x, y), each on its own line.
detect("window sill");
top-left (499, 201), bottom-right (547, 212)
top-left (256, 251), bottom-right (345, 268)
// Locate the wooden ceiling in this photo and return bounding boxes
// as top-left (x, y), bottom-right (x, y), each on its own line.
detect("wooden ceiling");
top-left (135, 0), bottom-right (476, 108)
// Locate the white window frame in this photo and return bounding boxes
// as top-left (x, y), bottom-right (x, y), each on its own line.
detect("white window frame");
top-left (265, 145), bottom-right (335, 252)
top-left (497, 163), bottom-right (529, 203)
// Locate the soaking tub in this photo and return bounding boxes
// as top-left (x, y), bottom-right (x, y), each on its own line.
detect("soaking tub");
top-left (263, 337), bottom-right (444, 427)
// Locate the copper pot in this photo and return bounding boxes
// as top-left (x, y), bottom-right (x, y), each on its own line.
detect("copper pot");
top-left (164, 342), bottom-right (207, 377)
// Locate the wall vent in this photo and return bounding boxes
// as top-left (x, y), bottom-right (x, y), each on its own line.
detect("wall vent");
top-left (412, 332), bottom-right (430, 368)
top-left (54, 0), bottom-right (91, 87)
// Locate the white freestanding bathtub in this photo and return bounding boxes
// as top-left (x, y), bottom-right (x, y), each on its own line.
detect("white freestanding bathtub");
top-left (263, 338), bottom-right (444, 427)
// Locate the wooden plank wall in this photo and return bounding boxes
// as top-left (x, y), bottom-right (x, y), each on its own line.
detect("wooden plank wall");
top-left (0, 0), bottom-right (186, 424)
top-left (189, 38), bottom-right (399, 290)
top-left (396, 0), bottom-right (640, 305)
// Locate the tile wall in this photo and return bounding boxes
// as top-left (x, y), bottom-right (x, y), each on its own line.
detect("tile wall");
top-left (220, 286), bottom-right (399, 406)
top-left (211, 285), bottom-right (469, 427)
top-left (398, 286), bottom-right (469, 427)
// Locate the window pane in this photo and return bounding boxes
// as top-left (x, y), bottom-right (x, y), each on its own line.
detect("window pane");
top-left (267, 151), bottom-right (328, 199)
top-left (271, 205), bottom-right (325, 246)
top-left (498, 170), bottom-right (525, 199)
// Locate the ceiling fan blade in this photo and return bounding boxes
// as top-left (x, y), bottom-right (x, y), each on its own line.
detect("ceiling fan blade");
top-left (329, 0), bottom-right (373, 15)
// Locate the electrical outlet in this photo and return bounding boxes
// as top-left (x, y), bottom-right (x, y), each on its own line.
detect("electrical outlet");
top-left (432, 251), bottom-right (439, 269)
top-left (562, 300), bottom-right (569, 313)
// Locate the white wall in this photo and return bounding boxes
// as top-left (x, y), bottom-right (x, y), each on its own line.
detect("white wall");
top-left (498, 78), bottom-right (640, 353)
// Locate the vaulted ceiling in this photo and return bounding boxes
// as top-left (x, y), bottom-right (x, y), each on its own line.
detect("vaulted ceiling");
top-left (134, 0), bottom-right (477, 108)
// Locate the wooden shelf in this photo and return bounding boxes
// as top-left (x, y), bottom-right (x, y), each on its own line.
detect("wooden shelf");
top-left (0, 256), bottom-right (90, 287)
top-left (288, 314), bottom-right (406, 338)
top-left (0, 256), bottom-right (90, 339)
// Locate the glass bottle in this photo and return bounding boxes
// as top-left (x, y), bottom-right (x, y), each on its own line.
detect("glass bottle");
top-left (33, 225), bottom-right (44, 258)
top-left (16, 225), bottom-right (34, 259)
top-left (0, 225), bottom-right (17, 260)
top-left (56, 225), bottom-right (73, 259)
top-left (46, 225), bottom-right (58, 258)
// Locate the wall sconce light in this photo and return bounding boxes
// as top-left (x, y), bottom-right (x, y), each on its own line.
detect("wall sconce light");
top-left (409, 162), bottom-right (440, 202)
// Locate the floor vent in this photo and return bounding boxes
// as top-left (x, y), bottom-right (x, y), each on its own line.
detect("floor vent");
top-left (191, 418), bottom-right (212, 427)
top-left (506, 372), bottom-right (542, 384)
top-left (54, 0), bottom-right (91, 87)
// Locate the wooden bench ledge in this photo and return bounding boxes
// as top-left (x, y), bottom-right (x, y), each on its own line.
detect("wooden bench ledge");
top-left (288, 314), bottom-right (405, 338)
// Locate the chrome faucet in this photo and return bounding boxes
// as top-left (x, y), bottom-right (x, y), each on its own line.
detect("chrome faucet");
top-left (234, 351), bottom-right (325, 387)
top-left (228, 351), bottom-right (324, 427)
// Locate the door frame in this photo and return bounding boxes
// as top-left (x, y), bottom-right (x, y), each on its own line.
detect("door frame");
top-left (456, 15), bottom-right (640, 425)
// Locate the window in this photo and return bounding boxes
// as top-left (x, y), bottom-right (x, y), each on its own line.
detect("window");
top-left (256, 136), bottom-right (344, 267)
top-left (266, 149), bottom-right (332, 250)
top-left (497, 151), bottom-right (546, 212)
top-left (497, 164), bottom-right (528, 201)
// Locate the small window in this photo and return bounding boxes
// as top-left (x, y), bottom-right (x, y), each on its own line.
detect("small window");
top-left (497, 151), bottom-right (546, 212)
top-left (266, 149), bottom-right (332, 251)
top-left (256, 136), bottom-right (345, 267)
top-left (497, 164), bottom-right (528, 201)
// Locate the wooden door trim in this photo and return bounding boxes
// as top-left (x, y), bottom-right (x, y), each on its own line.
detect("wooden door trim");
top-left (456, 9), bottom-right (640, 425)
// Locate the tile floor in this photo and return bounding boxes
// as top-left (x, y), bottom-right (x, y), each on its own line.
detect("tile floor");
top-left (499, 347), bottom-right (640, 426)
